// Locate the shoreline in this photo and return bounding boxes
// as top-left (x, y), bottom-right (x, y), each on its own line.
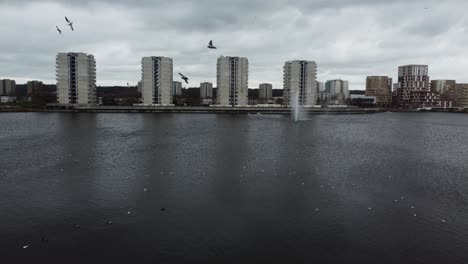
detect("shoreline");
top-left (0, 105), bottom-right (466, 114)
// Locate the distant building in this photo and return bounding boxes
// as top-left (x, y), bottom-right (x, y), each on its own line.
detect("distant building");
top-left (350, 94), bottom-right (376, 107)
top-left (458, 83), bottom-right (468, 108)
top-left (200, 82), bottom-right (213, 99)
top-left (325, 79), bottom-right (349, 105)
top-left (258, 83), bottom-right (273, 103)
top-left (396, 65), bottom-right (430, 108)
top-left (137, 81), bottom-right (142, 93)
top-left (431, 80), bottom-right (456, 93)
top-left (56, 52), bottom-right (96, 105)
top-left (173, 81), bottom-right (183, 96)
top-left (27, 80), bottom-right (44, 96)
top-left (410, 91), bottom-right (440, 108)
top-left (317, 81), bottom-right (325, 92)
top-left (365, 76), bottom-right (392, 107)
top-left (0, 79), bottom-right (16, 96)
top-left (0, 96), bottom-right (16, 103)
top-left (141, 56), bottom-right (173, 105)
top-left (216, 56), bottom-right (249, 106)
top-left (283, 60), bottom-right (317, 106)
top-left (431, 80), bottom-right (463, 107)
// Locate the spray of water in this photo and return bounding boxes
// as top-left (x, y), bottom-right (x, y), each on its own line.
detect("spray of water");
top-left (292, 91), bottom-right (299, 122)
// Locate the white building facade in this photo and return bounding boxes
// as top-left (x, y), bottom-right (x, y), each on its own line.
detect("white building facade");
top-left (56, 52), bottom-right (96, 105)
top-left (259, 83), bottom-right (273, 100)
top-left (283, 60), bottom-right (318, 106)
top-left (325, 79), bottom-right (349, 104)
top-left (141, 56), bottom-right (173, 105)
top-left (216, 56), bottom-right (249, 106)
top-left (200, 82), bottom-right (213, 98)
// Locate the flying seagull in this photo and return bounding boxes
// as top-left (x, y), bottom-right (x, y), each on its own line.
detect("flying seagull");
top-left (56, 26), bottom-right (62, 34)
top-left (179, 73), bottom-right (189, 84)
top-left (207, 40), bottom-right (217, 49)
top-left (65, 16), bottom-right (74, 31)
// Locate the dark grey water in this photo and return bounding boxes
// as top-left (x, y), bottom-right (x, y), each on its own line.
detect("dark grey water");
top-left (1, 112), bottom-right (468, 263)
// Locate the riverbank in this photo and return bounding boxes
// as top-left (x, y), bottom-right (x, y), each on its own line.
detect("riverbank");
top-left (1, 105), bottom-right (466, 114)
top-left (1, 105), bottom-right (381, 114)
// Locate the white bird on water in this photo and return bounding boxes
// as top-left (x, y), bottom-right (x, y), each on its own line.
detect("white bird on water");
top-left (441, 219), bottom-right (447, 223)
top-left (23, 245), bottom-right (30, 249)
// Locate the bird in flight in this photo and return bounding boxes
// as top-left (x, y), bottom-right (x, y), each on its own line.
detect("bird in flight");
top-left (179, 73), bottom-right (189, 84)
top-left (65, 16), bottom-right (74, 31)
top-left (56, 26), bottom-right (62, 34)
top-left (207, 40), bottom-right (217, 49)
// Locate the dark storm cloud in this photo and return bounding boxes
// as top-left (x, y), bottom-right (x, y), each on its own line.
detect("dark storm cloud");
top-left (0, 0), bottom-right (467, 89)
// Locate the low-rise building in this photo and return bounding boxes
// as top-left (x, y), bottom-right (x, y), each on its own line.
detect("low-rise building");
top-left (350, 94), bottom-right (376, 107)
top-left (410, 90), bottom-right (440, 108)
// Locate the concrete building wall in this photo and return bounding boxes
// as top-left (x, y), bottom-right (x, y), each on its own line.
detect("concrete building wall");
top-left (200, 82), bottom-right (213, 98)
top-left (317, 81), bottom-right (325, 92)
top-left (27, 81), bottom-right (44, 96)
top-left (216, 56), bottom-right (248, 106)
top-left (56, 52), bottom-right (96, 105)
top-left (283, 60), bottom-right (317, 106)
top-left (432, 80), bottom-right (463, 107)
top-left (458, 84), bottom-right (468, 108)
top-left (431, 80), bottom-right (456, 93)
top-left (259, 83), bottom-right (273, 99)
top-left (0, 79), bottom-right (16, 96)
top-left (173, 81), bottom-right (183, 96)
top-left (141, 56), bottom-right (173, 105)
top-left (325, 79), bottom-right (349, 104)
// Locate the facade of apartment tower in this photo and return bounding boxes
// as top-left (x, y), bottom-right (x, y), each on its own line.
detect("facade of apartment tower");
top-left (431, 80), bottom-right (463, 107)
top-left (216, 56), bottom-right (248, 106)
top-left (365, 76), bottom-right (392, 107)
top-left (258, 83), bottom-right (273, 103)
top-left (200, 82), bottom-right (213, 99)
top-left (283, 60), bottom-right (317, 106)
top-left (0, 79), bottom-right (16, 96)
top-left (141, 56), bottom-right (173, 105)
top-left (396, 65), bottom-right (432, 107)
top-left (459, 83), bottom-right (468, 108)
top-left (173, 81), bottom-right (183, 97)
top-left (325, 79), bottom-right (349, 105)
top-left (56, 52), bottom-right (96, 105)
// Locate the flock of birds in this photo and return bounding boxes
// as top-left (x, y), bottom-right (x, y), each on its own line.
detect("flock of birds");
top-left (55, 16), bottom-right (74, 35)
top-left (55, 16), bottom-right (218, 86)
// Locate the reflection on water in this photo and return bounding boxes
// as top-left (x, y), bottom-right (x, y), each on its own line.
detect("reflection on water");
top-left (0, 112), bottom-right (468, 263)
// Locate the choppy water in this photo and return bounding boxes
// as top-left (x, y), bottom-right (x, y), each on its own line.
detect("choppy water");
top-left (1, 112), bottom-right (468, 263)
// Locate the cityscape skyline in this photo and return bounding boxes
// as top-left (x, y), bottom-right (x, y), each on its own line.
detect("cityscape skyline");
top-left (3, 52), bottom-right (468, 109)
top-left (1, 0), bottom-right (468, 90)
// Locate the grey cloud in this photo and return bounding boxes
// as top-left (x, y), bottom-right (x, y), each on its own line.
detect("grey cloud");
top-left (1, 0), bottom-right (468, 89)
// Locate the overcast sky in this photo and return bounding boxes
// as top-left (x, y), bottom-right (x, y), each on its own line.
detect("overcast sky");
top-left (1, 0), bottom-right (467, 90)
